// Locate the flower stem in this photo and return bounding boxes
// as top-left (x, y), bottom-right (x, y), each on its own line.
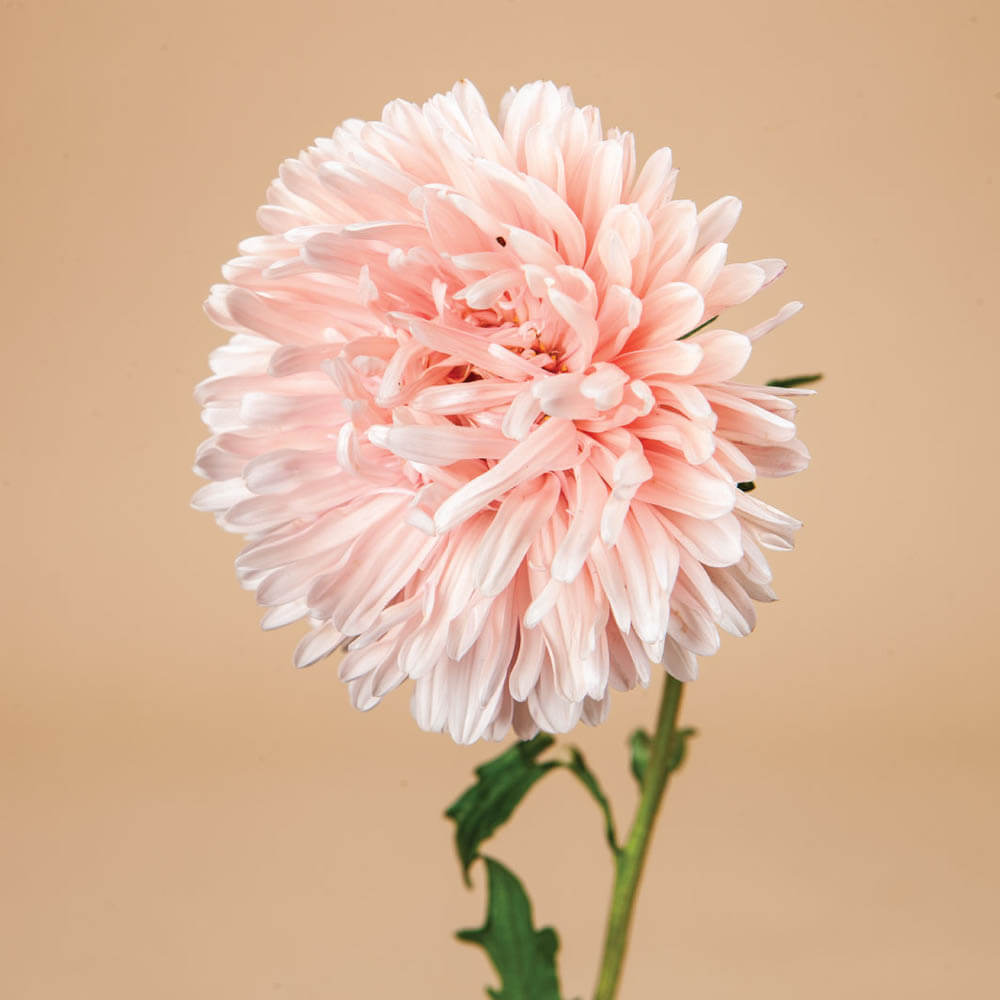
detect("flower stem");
top-left (592, 674), bottom-right (687, 1000)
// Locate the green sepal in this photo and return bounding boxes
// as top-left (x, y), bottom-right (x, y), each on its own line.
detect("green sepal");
top-left (446, 734), bottom-right (559, 884)
top-left (457, 856), bottom-right (563, 1000)
top-left (737, 481), bottom-right (756, 493)
top-left (766, 373), bottom-right (823, 388)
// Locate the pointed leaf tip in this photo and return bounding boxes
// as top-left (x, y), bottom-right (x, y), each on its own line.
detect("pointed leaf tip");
top-left (565, 747), bottom-right (619, 855)
top-left (678, 314), bottom-right (719, 340)
top-left (457, 857), bottom-right (563, 1000)
top-left (766, 373), bottom-right (823, 388)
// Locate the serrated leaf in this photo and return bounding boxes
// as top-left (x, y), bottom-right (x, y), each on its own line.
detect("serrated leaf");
top-left (766, 373), bottom-right (823, 388)
top-left (457, 856), bottom-right (563, 1000)
top-left (446, 734), bottom-right (559, 883)
top-left (629, 728), bottom-right (651, 785)
top-left (565, 747), bottom-right (619, 855)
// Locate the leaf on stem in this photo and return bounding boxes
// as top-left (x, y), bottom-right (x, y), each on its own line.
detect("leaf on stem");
top-left (667, 727), bottom-right (697, 774)
top-left (457, 856), bottom-right (563, 1000)
top-left (628, 729), bottom-right (651, 786)
top-left (766, 373), bottom-right (823, 388)
top-left (446, 734), bottom-right (560, 884)
top-left (630, 726), bottom-right (697, 785)
top-left (565, 747), bottom-right (619, 855)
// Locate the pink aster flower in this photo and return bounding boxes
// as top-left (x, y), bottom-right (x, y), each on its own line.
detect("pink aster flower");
top-left (193, 80), bottom-right (810, 744)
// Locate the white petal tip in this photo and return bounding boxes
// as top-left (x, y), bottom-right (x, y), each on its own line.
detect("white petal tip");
top-left (367, 425), bottom-right (390, 448)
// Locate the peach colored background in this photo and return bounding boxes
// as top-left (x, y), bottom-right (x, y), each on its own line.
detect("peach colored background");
top-left (3, 1), bottom-right (998, 997)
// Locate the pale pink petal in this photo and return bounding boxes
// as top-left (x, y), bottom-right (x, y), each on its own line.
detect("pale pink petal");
top-left (294, 622), bottom-right (346, 668)
top-left (192, 79), bottom-right (811, 742)
top-left (745, 300), bottom-right (804, 342)
top-left (551, 464), bottom-right (607, 583)
top-left (703, 263), bottom-right (767, 315)
top-left (476, 475), bottom-right (562, 596)
top-left (368, 423), bottom-right (513, 466)
top-left (696, 196), bottom-right (742, 251)
top-left (433, 418), bottom-right (578, 533)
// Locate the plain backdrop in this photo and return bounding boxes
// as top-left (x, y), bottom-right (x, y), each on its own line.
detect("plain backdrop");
top-left (3, 1), bottom-right (998, 997)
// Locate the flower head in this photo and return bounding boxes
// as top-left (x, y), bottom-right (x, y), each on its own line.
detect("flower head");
top-left (193, 80), bottom-right (810, 743)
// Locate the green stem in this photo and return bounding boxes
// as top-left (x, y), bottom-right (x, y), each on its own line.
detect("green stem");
top-left (592, 674), bottom-right (687, 1000)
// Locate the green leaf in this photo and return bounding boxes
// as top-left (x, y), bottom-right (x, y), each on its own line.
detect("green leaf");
top-left (667, 727), bottom-right (698, 774)
top-left (737, 481), bottom-right (756, 493)
top-left (678, 315), bottom-right (718, 340)
top-left (766, 373), bottom-right (823, 388)
top-left (630, 726), bottom-right (696, 786)
top-left (565, 748), bottom-right (619, 855)
top-left (629, 729), bottom-right (651, 786)
top-left (457, 857), bottom-right (563, 1000)
top-left (446, 734), bottom-right (559, 884)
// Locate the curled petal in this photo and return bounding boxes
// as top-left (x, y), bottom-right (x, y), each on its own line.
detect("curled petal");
top-left (192, 79), bottom-right (811, 742)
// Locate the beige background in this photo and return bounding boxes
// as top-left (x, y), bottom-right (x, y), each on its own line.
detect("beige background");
top-left (3, 0), bottom-right (998, 997)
